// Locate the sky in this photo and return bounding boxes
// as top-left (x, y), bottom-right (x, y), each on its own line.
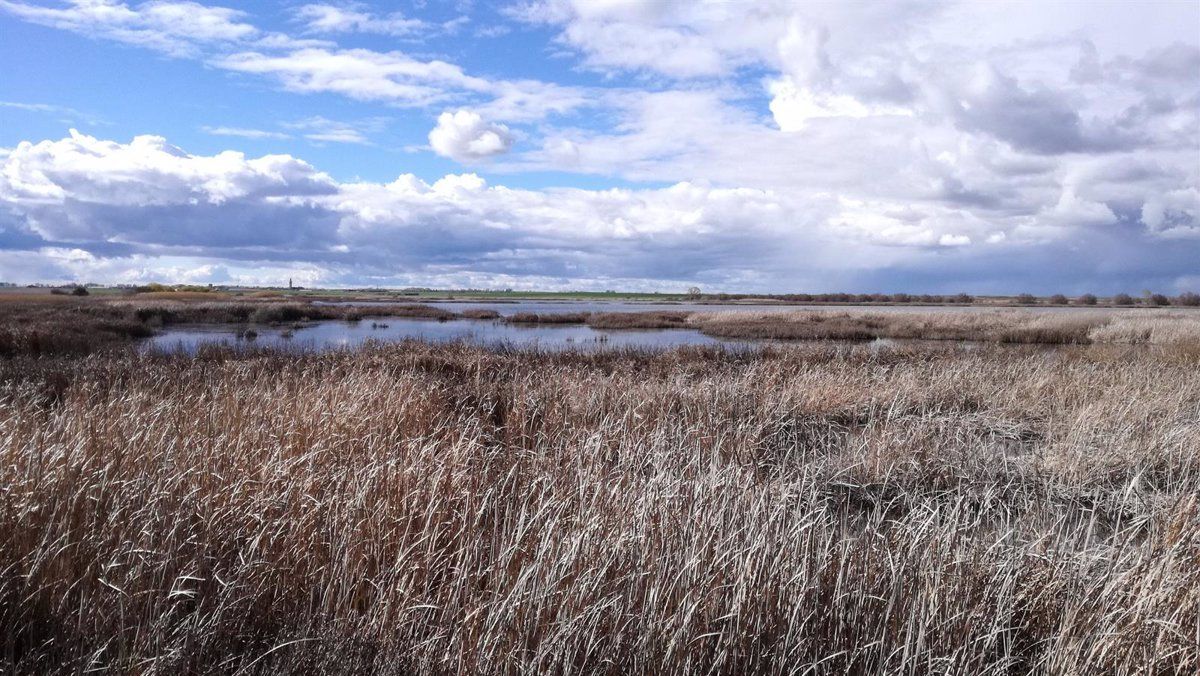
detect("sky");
top-left (0, 1), bottom-right (1197, 293)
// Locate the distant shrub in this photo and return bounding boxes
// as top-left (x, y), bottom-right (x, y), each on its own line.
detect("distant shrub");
top-left (1016, 294), bottom-right (1038, 305)
top-left (1048, 294), bottom-right (1068, 305)
top-left (1076, 294), bottom-right (1098, 306)
top-left (950, 293), bottom-right (974, 304)
top-left (1176, 291), bottom-right (1200, 307)
top-left (1148, 293), bottom-right (1171, 306)
top-left (1112, 293), bottom-right (1135, 305)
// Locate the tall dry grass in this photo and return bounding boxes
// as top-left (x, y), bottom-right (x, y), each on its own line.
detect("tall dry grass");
top-left (1, 341), bottom-right (1197, 673)
top-left (0, 300), bottom-right (458, 356)
top-left (690, 308), bottom-right (1200, 348)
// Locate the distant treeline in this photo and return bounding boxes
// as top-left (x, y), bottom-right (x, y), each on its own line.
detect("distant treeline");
top-left (706, 291), bottom-right (1200, 306)
top-left (709, 292), bottom-right (976, 304)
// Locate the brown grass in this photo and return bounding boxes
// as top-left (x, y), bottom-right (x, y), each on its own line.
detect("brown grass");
top-left (690, 308), bottom-right (1200, 347)
top-left (586, 311), bottom-right (691, 329)
top-left (507, 311), bottom-right (591, 324)
top-left (461, 308), bottom-right (502, 320)
top-left (504, 311), bottom-right (691, 330)
top-left (0, 300), bottom-right (461, 356)
top-left (3, 298), bottom-right (1199, 360)
top-left (0, 342), bottom-right (1197, 673)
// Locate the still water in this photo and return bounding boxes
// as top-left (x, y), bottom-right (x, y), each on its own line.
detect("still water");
top-left (316, 299), bottom-right (1111, 316)
top-left (145, 301), bottom-right (1108, 353)
top-left (144, 317), bottom-right (745, 353)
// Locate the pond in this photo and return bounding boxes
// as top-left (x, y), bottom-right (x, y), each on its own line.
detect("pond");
top-left (315, 299), bottom-right (1117, 316)
top-left (144, 317), bottom-right (748, 353)
top-left (145, 301), bottom-right (1128, 353)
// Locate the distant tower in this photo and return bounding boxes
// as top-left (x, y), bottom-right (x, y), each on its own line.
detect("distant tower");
top-left (288, 277), bottom-right (293, 289)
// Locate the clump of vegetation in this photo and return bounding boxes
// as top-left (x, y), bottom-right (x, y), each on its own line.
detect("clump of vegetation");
top-left (461, 308), bottom-right (501, 320)
top-left (697, 310), bottom-right (1059, 344)
top-left (0, 299), bottom-right (468, 357)
top-left (507, 312), bottom-right (591, 324)
top-left (48, 284), bottom-right (89, 296)
top-left (586, 311), bottom-right (691, 329)
top-left (1076, 293), bottom-right (1098, 305)
top-left (0, 301), bottom-right (153, 357)
top-left (0, 342), bottom-right (1196, 673)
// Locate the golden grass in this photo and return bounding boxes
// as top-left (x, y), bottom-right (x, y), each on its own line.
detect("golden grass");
top-left (1087, 311), bottom-right (1200, 345)
top-left (3, 298), bottom-right (1200, 360)
top-left (690, 308), bottom-right (1200, 347)
top-left (0, 342), bottom-right (1197, 673)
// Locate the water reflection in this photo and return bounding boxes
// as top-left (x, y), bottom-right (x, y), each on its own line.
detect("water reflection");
top-left (315, 299), bottom-right (1116, 317)
top-left (145, 317), bottom-right (744, 353)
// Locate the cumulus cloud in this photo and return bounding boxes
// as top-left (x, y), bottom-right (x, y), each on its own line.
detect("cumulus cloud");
top-left (1142, 188), bottom-right (1200, 239)
top-left (0, 131), bottom-right (338, 249)
top-left (0, 132), bottom-right (813, 285)
top-left (428, 110), bottom-right (514, 161)
top-left (1, 132), bottom-right (1196, 292)
top-left (2, 2), bottom-right (1198, 292)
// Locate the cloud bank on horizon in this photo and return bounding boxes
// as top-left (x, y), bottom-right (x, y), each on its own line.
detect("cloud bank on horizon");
top-left (0, 0), bottom-right (1197, 293)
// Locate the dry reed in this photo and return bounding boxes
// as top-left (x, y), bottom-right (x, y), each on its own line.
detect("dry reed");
top-left (0, 341), bottom-right (1197, 673)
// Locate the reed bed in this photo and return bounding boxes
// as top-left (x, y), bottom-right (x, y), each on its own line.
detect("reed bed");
top-left (461, 309), bottom-right (502, 320)
top-left (506, 312), bottom-right (591, 324)
top-left (503, 311), bottom-right (690, 329)
top-left (0, 341), bottom-right (1197, 674)
top-left (6, 298), bottom-right (1200, 359)
top-left (0, 301), bottom-right (457, 356)
top-left (587, 311), bottom-right (691, 330)
top-left (689, 309), bottom-right (1200, 347)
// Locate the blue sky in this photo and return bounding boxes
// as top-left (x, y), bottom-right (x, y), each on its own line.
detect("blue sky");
top-left (0, 0), bottom-right (1197, 293)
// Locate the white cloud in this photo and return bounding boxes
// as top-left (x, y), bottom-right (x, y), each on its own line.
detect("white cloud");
top-left (1, 99), bottom-right (104, 125)
top-left (2, 132), bottom-right (1196, 292)
top-left (1142, 188), bottom-right (1200, 239)
top-left (0, 131), bottom-right (822, 287)
top-left (508, 0), bottom-right (778, 78)
top-left (215, 47), bottom-right (490, 106)
top-left (294, 3), bottom-right (426, 37)
top-left (201, 126), bottom-right (290, 140)
top-left (768, 79), bottom-right (911, 131)
top-left (0, 0), bottom-right (258, 56)
top-left (428, 110), bottom-right (513, 161)
top-left (2, 2), bottom-right (1199, 292)
top-left (0, 2), bottom-right (585, 124)
top-left (282, 116), bottom-right (385, 145)
top-left (0, 131), bottom-right (337, 246)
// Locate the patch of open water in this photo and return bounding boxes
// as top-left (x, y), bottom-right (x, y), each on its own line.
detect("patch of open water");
top-left (144, 317), bottom-right (747, 353)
